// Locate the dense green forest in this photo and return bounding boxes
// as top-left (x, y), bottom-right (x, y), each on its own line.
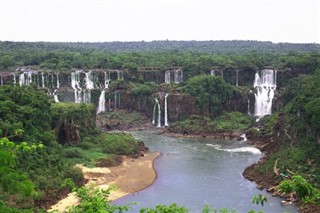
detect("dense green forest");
top-left (0, 86), bottom-right (141, 211)
top-left (1, 40), bottom-right (320, 53)
top-left (1, 41), bottom-right (320, 81)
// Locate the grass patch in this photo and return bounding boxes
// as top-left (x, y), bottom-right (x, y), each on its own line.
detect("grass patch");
top-left (101, 132), bottom-right (139, 155)
top-left (171, 112), bottom-right (252, 133)
top-left (215, 112), bottom-right (252, 130)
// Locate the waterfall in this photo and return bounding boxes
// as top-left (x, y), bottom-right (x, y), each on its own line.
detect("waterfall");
top-left (0, 74), bottom-right (2, 86)
top-left (41, 73), bottom-right (45, 88)
top-left (56, 73), bottom-right (60, 88)
top-left (247, 98), bottom-right (250, 115)
top-left (211, 70), bottom-right (215, 76)
top-left (165, 69), bottom-right (183, 84)
top-left (97, 72), bottom-right (110, 114)
top-left (152, 98), bottom-right (162, 127)
top-left (53, 89), bottom-right (59, 102)
top-left (12, 73), bottom-right (16, 86)
top-left (157, 99), bottom-right (161, 128)
top-left (165, 70), bottom-right (170, 84)
top-left (174, 70), bottom-right (180, 83)
top-left (104, 71), bottom-right (110, 89)
top-left (236, 70), bottom-right (239, 86)
top-left (164, 94), bottom-right (169, 127)
top-left (117, 70), bottom-right (123, 80)
top-left (97, 90), bottom-right (106, 114)
top-left (85, 71), bottom-right (94, 90)
top-left (19, 73), bottom-right (25, 86)
top-left (71, 71), bottom-right (82, 103)
top-left (152, 98), bottom-right (157, 125)
top-left (114, 91), bottom-right (117, 110)
top-left (254, 69), bottom-right (276, 118)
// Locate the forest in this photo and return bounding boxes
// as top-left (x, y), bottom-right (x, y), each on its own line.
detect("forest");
top-left (0, 40), bottom-right (320, 212)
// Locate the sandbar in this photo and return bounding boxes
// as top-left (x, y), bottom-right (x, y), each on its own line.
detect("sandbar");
top-left (49, 151), bottom-right (160, 212)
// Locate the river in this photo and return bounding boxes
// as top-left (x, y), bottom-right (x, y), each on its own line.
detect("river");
top-left (113, 131), bottom-right (298, 213)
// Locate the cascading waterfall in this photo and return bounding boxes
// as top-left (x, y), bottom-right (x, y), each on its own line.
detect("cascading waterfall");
top-left (18, 72), bottom-right (33, 86)
top-left (164, 69), bottom-right (183, 84)
top-left (114, 91), bottom-right (121, 110)
top-left (104, 71), bottom-right (110, 89)
top-left (152, 98), bottom-right (157, 125)
top-left (117, 70), bottom-right (124, 80)
top-left (12, 73), bottom-right (16, 86)
top-left (19, 73), bottom-right (25, 86)
top-left (56, 73), bottom-right (60, 88)
top-left (83, 71), bottom-right (94, 103)
top-left (254, 69), bottom-right (276, 118)
top-left (157, 99), bottom-right (161, 128)
top-left (174, 69), bottom-right (182, 83)
top-left (165, 70), bottom-right (171, 84)
top-left (236, 70), bottom-right (239, 86)
top-left (97, 90), bottom-right (106, 114)
top-left (41, 73), bottom-right (45, 88)
top-left (164, 94), bottom-right (169, 127)
top-left (151, 98), bottom-right (162, 127)
top-left (53, 89), bottom-right (59, 102)
top-left (97, 72), bottom-right (111, 114)
top-left (71, 71), bottom-right (82, 103)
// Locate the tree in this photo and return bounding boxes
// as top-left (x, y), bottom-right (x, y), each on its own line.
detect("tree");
top-left (184, 75), bottom-right (236, 117)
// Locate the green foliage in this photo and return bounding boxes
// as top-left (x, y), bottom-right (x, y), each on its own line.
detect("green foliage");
top-left (0, 137), bottom-right (44, 203)
top-left (0, 86), bottom-right (52, 141)
top-left (110, 79), bottom-right (130, 90)
top-left (60, 178), bottom-right (76, 191)
top-left (102, 132), bottom-right (139, 155)
top-left (251, 194), bottom-right (268, 207)
top-left (131, 82), bottom-right (157, 96)
top-left (172, 115), bottom-right (216, 133)
top-left (172, 112), bottom-right (251, 133)
top-left (99, 110), bottom-right (148, 130)
top-left (140, 203), bottom-right (189, 213)
top-left (67, 186), bottom-right (132, 213)
top-left (184, 75), bottom-right (238, 116)
top-left (278, 175), bottom-right (320, 204)
top-left (215, 112), bottom-right (252, 130)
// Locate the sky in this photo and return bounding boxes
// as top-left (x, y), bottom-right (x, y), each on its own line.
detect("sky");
top-left (1, 0), bottom-right (319, 43)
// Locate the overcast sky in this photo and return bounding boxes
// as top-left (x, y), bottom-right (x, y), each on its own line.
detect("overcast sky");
top-left (1, 0), bottom-right (319, 43)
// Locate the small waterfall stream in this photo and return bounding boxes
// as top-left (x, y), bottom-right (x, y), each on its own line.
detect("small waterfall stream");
top-left (97, 72), bottom-right (111, 114)
top-left (97, 90), bottom-right (106, 114)
top-left (164, 94), bottom-right (169, 127)
top-left (152, 98), bottom-right (157, 125)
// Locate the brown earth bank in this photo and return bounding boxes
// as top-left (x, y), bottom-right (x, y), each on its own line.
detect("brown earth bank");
top-left (48, 151), bottom-right (160, 212)
top-left (161, 126), bottom-right (319, 213)
top-left (243, 134), bottom-right (320, 213)
top-left (161, 127), bottom-right (245, 140)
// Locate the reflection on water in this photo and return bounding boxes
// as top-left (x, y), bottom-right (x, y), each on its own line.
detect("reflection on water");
top-left (113, 131), bottom-right (298, 213)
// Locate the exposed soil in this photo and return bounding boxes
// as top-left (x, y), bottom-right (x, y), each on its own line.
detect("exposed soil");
top-left (48, 151), bottom-right (160, 212)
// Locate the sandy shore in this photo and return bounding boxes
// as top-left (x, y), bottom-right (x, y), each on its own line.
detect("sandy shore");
top-left (49, 151), bottom-right (160, 212)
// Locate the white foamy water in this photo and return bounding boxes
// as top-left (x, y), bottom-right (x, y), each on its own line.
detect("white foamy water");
top-left (206, 144), bottom-right (261, 154)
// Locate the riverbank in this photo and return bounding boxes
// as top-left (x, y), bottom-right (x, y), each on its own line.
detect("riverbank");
top-left (161, 128), bottom-right (318, 212)
top-left (49, 151), bottom-right (160, 212)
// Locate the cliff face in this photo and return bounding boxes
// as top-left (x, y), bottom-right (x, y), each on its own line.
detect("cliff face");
top-left (1, 67), bottom-right (304, 124)
top-left (51, 103), bottom-right (96, 145)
